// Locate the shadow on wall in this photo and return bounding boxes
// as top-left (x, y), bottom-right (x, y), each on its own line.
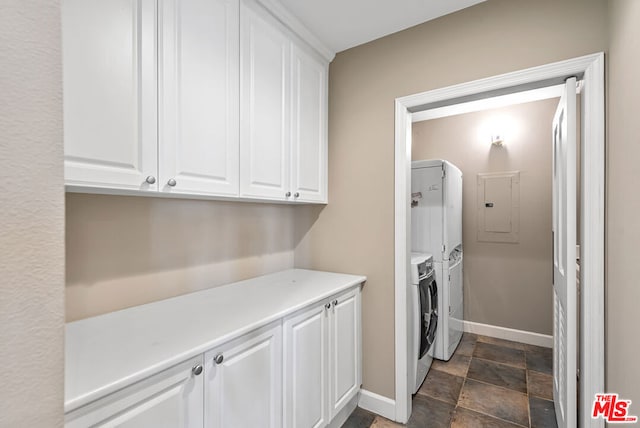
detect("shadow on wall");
top-left (66, 193), bottom-right (324, 321)
top-left (292, 204), bottom-right (325, 267)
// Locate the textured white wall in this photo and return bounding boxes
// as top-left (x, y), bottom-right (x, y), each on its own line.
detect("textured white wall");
top-left (0, 1), bottom-right (65, 427)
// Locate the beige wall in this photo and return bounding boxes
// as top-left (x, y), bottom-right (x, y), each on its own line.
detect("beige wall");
top-left (413, 98), bottom-right (558, 335)
top-left (66, 194), bottom-right (297, 321)
top-left (607, 0), bottom-right (640, 404)
top-left (295, 0), bottom-right (608, 399)
top-left (0, 1), bottom-right (65, 426)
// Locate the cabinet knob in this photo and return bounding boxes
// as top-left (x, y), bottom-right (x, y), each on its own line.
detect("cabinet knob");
top-left (294, 192), bottom-right (300, 198)
top-left (145, 175), bottom-right (156, 184)
top-left (325, 302), bottom-right (331, 310)
top-left (167, 178), bottom-right (177, 187)
top-left (214, 353), bottom-right (224, 365)
top-left (332, 299), bottom-right (338, 307)
top-left (192, 364), bottom-right (203, 376)
top-left (285, 191), bottom-right (291, 197)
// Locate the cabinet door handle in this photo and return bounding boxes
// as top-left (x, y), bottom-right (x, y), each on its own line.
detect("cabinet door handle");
top-left (332, 299), bottom-right (338, 307)
top-left (294, 192), bottom-right (300, 198)
top-left (213, 353), bottom-right (224, 365)
top-left (285, 191), bottom-right (291, 197)
top-left (325, 302), bottom-right (331, 310)
top-left (192, 364), bottom-right (203, 376)
top-left (145, 175), bottom-right (156, 184)
top-left (167, 178), bottom-right (177, 187)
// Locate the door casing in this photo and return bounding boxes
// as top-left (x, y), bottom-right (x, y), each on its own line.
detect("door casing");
top-left (392, 53), bottom-right (604, 427)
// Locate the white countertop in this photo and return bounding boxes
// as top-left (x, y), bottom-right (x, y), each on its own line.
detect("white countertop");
top-left (65, 269), bottom-right (366, 413)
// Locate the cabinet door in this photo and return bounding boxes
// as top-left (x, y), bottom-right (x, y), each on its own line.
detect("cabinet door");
top-left (329, 288), bottom-right (362, 418)
top-left (159, 0), bottom-right (240, 196)
top-left (239, 0), bottom-right (290, 200)
top-left (65, 357), bottom-right (203, 428)
top-left (205, 324), bottom-right (282, 428)
top-left (290, 45), bottom-right (328, 203)
top-left (62, 0), bottom-right (158, 191)
top-left (283, 302), bottom-right (329, 428)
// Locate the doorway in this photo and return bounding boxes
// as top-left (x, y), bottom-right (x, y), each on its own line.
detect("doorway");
top-left (393, 53), bottom-right (604, 428)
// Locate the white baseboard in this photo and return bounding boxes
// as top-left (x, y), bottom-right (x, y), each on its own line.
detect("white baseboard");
top-left (463, 320), bottom-right (553, 348)
top-left (327, 394), bottom-right (359, 428)
top-left (357, 389), bottom-right (396, 421)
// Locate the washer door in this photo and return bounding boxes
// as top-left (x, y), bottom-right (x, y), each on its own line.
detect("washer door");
top-left (418, 275), bottom-right (438, 359)
top-left (427, 277), bottom-right (438, 349)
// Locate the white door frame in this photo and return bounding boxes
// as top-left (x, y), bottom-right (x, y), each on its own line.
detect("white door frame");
top-left (394, 53), bottom-right (604, 427)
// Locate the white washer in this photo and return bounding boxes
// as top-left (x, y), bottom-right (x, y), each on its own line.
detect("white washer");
top-left (432, 248), bottom-right (463, 361)
top-left (409, 252), bottom-right (438, 393)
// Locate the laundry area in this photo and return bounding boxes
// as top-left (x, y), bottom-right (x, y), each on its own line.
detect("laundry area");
top-left (11, 0), bottom-right (639, 427)
top-left (347, 92), bottom-right (574, 427)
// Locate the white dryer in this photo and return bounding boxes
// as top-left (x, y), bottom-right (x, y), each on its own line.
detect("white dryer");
top-left (409, 253), bottom-right (438, 393)
top-left (412, 159), bottom-right (463, 361)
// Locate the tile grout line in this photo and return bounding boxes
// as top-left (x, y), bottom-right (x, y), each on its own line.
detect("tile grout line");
top-left (464, 376), bottom-right (530, 397)
top-left (472, 355), bottom-right (527, 371)
top-left (455, 340), bottom-right (530, 428)
top-left (459, 353), bottom-right (529, 428)
top-left (452, 338), bottom-right (476, 427)
top-left (455, 403), bottom-right (530, 428)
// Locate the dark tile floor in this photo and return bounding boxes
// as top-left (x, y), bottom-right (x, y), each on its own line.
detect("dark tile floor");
top-left (343, 334), bottom-right (557, 428)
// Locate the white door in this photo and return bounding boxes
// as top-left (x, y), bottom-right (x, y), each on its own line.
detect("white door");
top-left (159, 0), bottom-right (239, 196)
top-left (552, 77), bottom-right (577, 428)
top-left (65, 357), bottom-right (204, 428)
top-left (283, 302), bottom-right (329, 428)
top-left (329, 289), bottom-right (361, 418)
top-left (239, 0), bottom-right (291, 200)
top-left (62, 0), bottom-right (158, 191)
top-left (205, 324), bottom-right (282, 428)
top-left (290, 45), bottom-right (328, 203)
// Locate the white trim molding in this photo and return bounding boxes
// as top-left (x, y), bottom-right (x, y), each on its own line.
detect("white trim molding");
top-left (255, 0), bottom-right (335, 62)
top-left (412, 84), bottom-right (564, 123)
top-left (394, 52), bottom-right (605, 427)
top-left (358, 390), bottom-right (396, 421)
top-left (463, 321), bottom-right (553, 348)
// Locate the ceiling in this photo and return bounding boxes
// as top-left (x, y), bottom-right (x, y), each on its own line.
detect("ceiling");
top-left (278, 0), bottom-right (487, 54)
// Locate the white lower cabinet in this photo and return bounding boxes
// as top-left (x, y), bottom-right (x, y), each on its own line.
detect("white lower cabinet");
top-left (65, 356), bottom-right (204, 428)
top-left (284, 287), bottom-right (362, 428)
top-left (329, 288), bottom-right (361, 416)
top-left (204, 323), bottom-right (283, 428)
top-left (66, 286), bottom-right (361, 428)
top-left (283, 300), bottom-right (329, 428)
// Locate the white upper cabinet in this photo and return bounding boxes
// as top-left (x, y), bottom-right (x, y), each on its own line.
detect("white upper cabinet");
top-left (63, 0), bottom-right (329, 203)
top-left (240, 0), bottom-right (328, 203)
top-left (239, 0), bottom-right (291, 200)
top-left (63, 0), bottom-right (158, 192)
top-left (291, 45), bottom-right (328, 203)
top-left (159, 0), bottom-right (240, 196)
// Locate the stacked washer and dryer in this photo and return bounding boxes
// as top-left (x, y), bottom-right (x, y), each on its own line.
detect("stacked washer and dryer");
top-left (410, 159), bottom-right (464, 393)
